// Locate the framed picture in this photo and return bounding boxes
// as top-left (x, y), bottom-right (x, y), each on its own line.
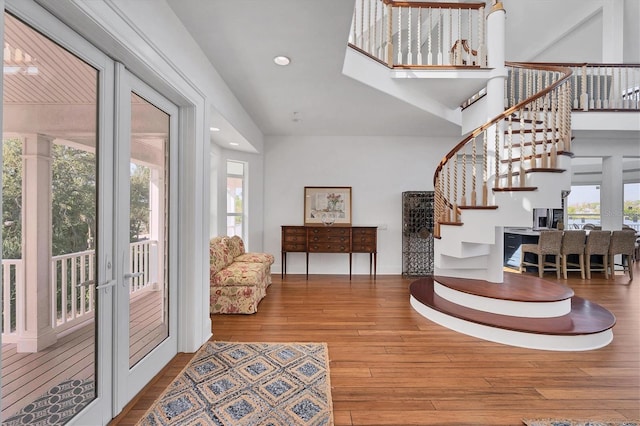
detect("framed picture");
top-left (304, 186), bottom-right (352, 225)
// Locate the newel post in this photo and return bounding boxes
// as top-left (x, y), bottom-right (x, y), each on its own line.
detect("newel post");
top-left (485, 1), bottom-right (507, 284)
top-left (18, 133), bottom-right (57, 352)
top-left (485, 0), bottom-right (506, 117)
top-left (482, 0), bottom-right (507, 185)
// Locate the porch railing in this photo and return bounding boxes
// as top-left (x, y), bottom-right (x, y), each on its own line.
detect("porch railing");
top-left (349, 0), bottom-right (487, 68)
top-left (1, 240), bottom-right (158, 342)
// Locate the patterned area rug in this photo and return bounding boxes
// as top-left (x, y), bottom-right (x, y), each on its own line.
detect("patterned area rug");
top-left (3, 378), bottom-right (95, 425)
top-left (523, 420), bottom-right (639, 426)
top-left (138, 341), bottom-right (334, 426)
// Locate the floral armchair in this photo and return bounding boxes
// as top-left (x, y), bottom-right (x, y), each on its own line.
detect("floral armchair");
top-left (209, 236), bottom-right (273, 314)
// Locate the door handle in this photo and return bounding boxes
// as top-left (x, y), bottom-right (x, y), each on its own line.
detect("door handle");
top-left (78, 279), bottom-right (115, 291)
top-left (96, 280), bottom-right (116, 290)
top-left (124, 272), bottom-right (144, 279)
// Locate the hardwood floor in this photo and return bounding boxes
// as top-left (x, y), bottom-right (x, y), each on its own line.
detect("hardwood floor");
top-left (112, 267), bottom-right (639, 425)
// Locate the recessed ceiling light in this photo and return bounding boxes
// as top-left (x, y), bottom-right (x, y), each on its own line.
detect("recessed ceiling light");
top-left (229, 142), bottom-right (239, 146)
top-left (210, 127), bottom-right (220, 132)
top-left (273, 55), bottom-right (291, 66)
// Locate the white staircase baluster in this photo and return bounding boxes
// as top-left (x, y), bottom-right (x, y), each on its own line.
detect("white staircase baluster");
top-left (624, 67), bottom-right (631, 109)
top-left (482, 130), bottom-right (488, 205)
top-left (416, 7), bottom-right (422, 65)
top-left (541, 91), bottom-right (549, 168)
top-left (494, 124), bottom-right (500, 190)
top-left (360, 0), bottom-right (364, 50)
top-left (467, 9), bottom-right (473, 65)
top-left (453, 155), bottom-right (458, 221)
top-left (507, 115), bottom-right (513, 188)
top-left (368, 0), bottom-right (373, 54)
top-left (461, 148), bottom-right (467, 206)
top-left (589, 70), bottom-right (595, 109)
top-left (437, 8), bottom-right (443, 65)
top-left (603, 65), bottom-right (610, 109)
top-left (596, 66), bottom-right (602, 109)
top-left (519, 109), bottom-right (526, 187)
top-left (580, 65), bottom-right (588, 110)
top-left (471, 137), bottom-right (477, 206)
top-left (385, 4), bottom-right (393, 67)
top-left (572, 70), bottom-right (578, 109)
top-left (407, 7), bottom-right (412, 65)
top-left (427, 8), bottom-right (432, 65)
top-left (478, 6), bottom-right (486, 67)
top-left (397, 6), bottom-right (402, 64)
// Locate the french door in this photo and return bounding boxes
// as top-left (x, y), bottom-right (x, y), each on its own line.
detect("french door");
top-left (1, 2), bottom-right (178, 423)
top-left (113, 66), bottom-right (178, 413)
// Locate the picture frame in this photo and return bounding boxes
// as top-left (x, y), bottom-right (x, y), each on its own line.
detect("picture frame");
top-left (304, 186), bottom-right (352, 225)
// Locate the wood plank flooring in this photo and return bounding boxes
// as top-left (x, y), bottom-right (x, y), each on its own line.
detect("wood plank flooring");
top-left (112, 267), bottom-right (639, 425)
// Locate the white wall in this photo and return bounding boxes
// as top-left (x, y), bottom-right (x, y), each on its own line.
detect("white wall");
top-left (263, 135), bottom-right (455, 275)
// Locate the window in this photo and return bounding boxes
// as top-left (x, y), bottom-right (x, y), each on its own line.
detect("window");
top-left (226, 160), bottom-right (246, 239)
top-left (567, 185), bottom-right (600, 228)
top-left (624, 182), bottom-right (640, 232)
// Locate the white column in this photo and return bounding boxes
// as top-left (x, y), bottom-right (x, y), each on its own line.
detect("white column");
top-left (18, 134), bottom-right (57, 352)
top-left (600, 155), bottom-right (624, 230)
top-left (484, 1), bottom-right (506, 284)
top-left (602, 0), bottom-right (624, 62)
top-left (485, 1), bottom-right (506, 118)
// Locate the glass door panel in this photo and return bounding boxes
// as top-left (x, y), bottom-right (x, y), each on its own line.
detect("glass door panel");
top-left (115, 67), bottom-right (177, 411)
top-left (1, 11), bottom-right (101, 423)
top-left (128, 93), bottom-right (169, 368)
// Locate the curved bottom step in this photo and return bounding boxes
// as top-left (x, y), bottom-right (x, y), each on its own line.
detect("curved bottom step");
top-left (410, 277), bottom-right (616, 351)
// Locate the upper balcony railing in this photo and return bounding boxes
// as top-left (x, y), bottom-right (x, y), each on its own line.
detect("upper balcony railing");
top-left (349, 0), bottom-right (487, 68)
top-left (502, 63), bottom-right (640, 112)
top-left (1, 240), bottom-right (158, 342)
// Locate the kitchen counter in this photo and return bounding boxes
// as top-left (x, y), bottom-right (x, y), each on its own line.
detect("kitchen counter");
top-left (503, 228), bottom-right (541, 269)
top-left (504, 227), bottom-right (542, 237)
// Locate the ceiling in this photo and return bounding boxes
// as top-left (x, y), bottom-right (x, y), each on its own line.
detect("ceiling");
top-left (166, 0), bottom-right (468, 152)
top-left (165, 0), bottom-right (639, 157)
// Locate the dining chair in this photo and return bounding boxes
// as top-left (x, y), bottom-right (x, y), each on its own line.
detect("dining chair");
top-left (608, 230), bottom-right (636, 280)
top-left (520, 230), bottom-right (563, 279)
top-left (560, 230), bottom-right (586, 279)
top-left (585, 230), bottom-right (611, 279)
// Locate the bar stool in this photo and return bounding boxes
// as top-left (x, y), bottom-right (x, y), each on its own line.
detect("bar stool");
top-left (585, 230), bottom-right (611, 279)
top-left (560, 230), bottom-right (586, 279)
top-left (520, 230), bottom-right (563, 278)
top-left (608, 230), bottom-right (636, 280)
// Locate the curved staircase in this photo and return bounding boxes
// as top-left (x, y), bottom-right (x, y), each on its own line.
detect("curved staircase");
top-left (343, 1), bottom-right (618, 351)
top-left (410, 62), bottom-right (617, 351)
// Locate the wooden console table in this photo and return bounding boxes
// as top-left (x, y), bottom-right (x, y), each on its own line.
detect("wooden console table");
top-left (281, 225), bottom-right (377, 279)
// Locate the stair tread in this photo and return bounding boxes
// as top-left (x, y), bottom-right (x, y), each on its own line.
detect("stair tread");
top-left (458, 205), bottom-right (498, 210)
top-left (410, 276), bottom-right (616, 335)
top-left (435, 272), bottom-right (574, 302)
top-left (493, 186), bottom-right (538, 192)
top-left (498, 168), bottom-right (566, 177)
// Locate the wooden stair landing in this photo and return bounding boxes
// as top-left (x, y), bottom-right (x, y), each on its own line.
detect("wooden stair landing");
top-left (434, 272), bottom-right (574, 303)
top-left (411, 277), bottom-right (615, 336)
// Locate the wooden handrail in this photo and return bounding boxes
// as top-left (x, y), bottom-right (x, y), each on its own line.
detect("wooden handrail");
top-left (523, 62), bottom-right (640, 68)
top-left (433, 62), bottom-right (572, 186)
top-left (382, 1), bottom-right (485, 9)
